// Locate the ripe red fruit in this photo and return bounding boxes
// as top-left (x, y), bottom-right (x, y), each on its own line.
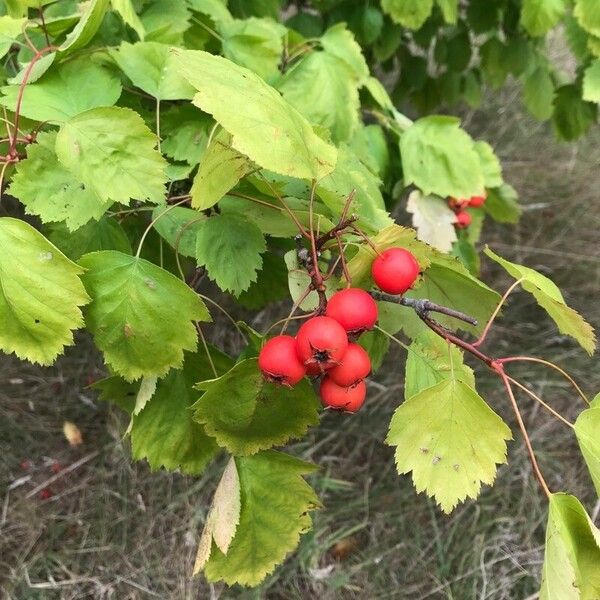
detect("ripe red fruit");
top-left (39, 488), bottom-right (53, 500)
top-left (468, 194), bottom-right (486, 208)
top-left (296, 316), bottom-right (348, 371)
top-left (258, 335), bottom-right (306, 386)
top-left (325, 288), bottom-right (378, 333)
top-left (328, 343), bottom-right (371, 387)
top-left (455, 210), bottom-right (472, 228)
top-left (371, 248), bottom-right (420, 295)
top-left (449, 197), bottom-right (469, 211)
top-left (320, 377), bottom-right (366, 413)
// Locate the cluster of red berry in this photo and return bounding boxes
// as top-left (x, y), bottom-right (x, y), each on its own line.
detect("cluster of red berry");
top-left (449, 192), bottom-right (487, 229)
top-left (258, 248), bottom-right (420, 413)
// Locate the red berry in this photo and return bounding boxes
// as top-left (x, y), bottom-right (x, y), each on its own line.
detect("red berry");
top-left (50, 462), bottom-right (62, 474)
top-left (258, 335), bottom-right (306, 386)
top-left (328, 343), bottom-right (371, 387)
top-left (320, 377), bottom-right (366, 413)
top-left (296, 316), bottom-right (348, 371)
top-left (39, 488), bottom-right (53, 500)
top-left (371, 248), bottom-right (420, 295)
top-left (325, 288), bottom-right (378, 334)
top-left (468, 194), bottom-right (486, 208)
top-left (455, 210), bottom-right (472, 229)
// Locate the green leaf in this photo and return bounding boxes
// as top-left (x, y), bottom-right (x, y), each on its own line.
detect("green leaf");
top-left (111, 0), bottom-right (146, 40)
top-left (400, 116), bottom-right (485, 200)
top-left (406, 190), bottom-right (457, 253)
top-left (0, 16), bottom-right (26, 59)
top-left (0, 60), bottom-right (121, 121)
top-left (8, 131), bottom-right (110, 231)
top-left (552, 84), bottom-right (597, 141)
top-left (485, 247), bottom-right (596, 354)
top-left (191, 130), bottom-right (255, 210)
top-left (46, 217), bottom-right (132, 261)
top-left (218, 16), bottom-right (286, 80)
top-left (110, 42), bottom-right (196, 100)
top-left (193, 359), bottom-right (320, 455)
top-left (523, 66), bottom-right (555, 120)
top-left (387, 378), bottom-right (512, 513)
top-left (59, 0), bottom-right (109, 56)
top-left (349, 124), bottom-right (389, 179)
top-left (277, 50), bottom-right (360, 143)
top-left (0, 217), bottom-right (90, 364)
top-left (174, 49), bottom-right (337, 179)
top-left (140, 0), bottom-right (190, 44)
top-left (78, 251), bottom-right (210, 380)
top-left (131, 350), bottom-right (232, 474)
top-left (436, 0), bottom-right (458, 23)
top-left (574, 407), bottom-right (600, 497)
top-left (152, 206), bottom-right (206, 258)
top-left (202, 450), bottom-right (320, 586)
top-left (237, 252), bottom-right (289, 309)
top-left (9, 51), bottom-right (57, 85)
top-left (195, 213), bottom-right (266, 295)
top-left (540, 493), bottom-right (600, 599)
top-left (381, 0), bottom-right (434, 29)
top-left (357, 329), bottom-right (390, 373)
top-left (565, 15), bottom-right (591, 61)
top-left (161, 106), bottom-right (212, 165)
top-left (583, 60), bottom-right (600, 102)
top-left (405, 330), bottom-right (475, 400)
top-left (320, 23), bottom-right (369, 82)
top-left (520, 0), bottom-right (565, 37)
top-left (188, 0), bottom-right (232, 22)
top-left (473, 141), bottom-right (503, 188)
top-left (574, 0), bottom-right (600, 37)
top-left (480, 37), bottom-right (509, 89)
top-left (484, 184), bottom-right (522, 224)
top-left (55, 106), bottom-right (168, 204)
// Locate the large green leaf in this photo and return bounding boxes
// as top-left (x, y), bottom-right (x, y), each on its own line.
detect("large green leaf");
top-left (219, 16), bottom-right (286, 80)
top-left (320, 23), bottom-right (369, 82)
top-left (552, 85), bottom-right (597, 141)
top-left (400, 116), bottom-right (485, 200)
top-left (574, 407), bottom-right (600, 497)
top-left (381, 0), bottom-right (433, 29)
top-left (59, 0), bottom-right (109, 55)
top-left (473, 141), bottom-right (503, 188)
top-left (0, 60), bottom-right (121, 121)
top-left (174, 49), bottom-right (337, 179)
top-left (574, 0), bottom-right (600, 37)
top-left (193, 358), bottom-right (320, 455)
top-left (79, 251), bottom-right (210, 380)
top-left (485, 248), bottom-right (596, 354)
top-left (201, 450), bottom-right (320, 586)
top-left (191, 130), bottom-right (255, 210)
top-left (0, 218), bottom-right (90, 364)
top-left (540, 494), bottom-right (600, 599)
top-left (195, 213), bottom-right (266, 295)
top-left (55, 106), bottom-right (168, 205)
top-left (520, 0), bottom-right (565, 36)
top-left (405, 330), bottom-right (475, 400)
top-left (583, 60), bottom-right (600, 102)
top-left (151, 206), bottom-right (206, 258)
top-left (140, 0), bottom-right (191, 44)
top-left (523, 66), bottom-right (555, 120)
top-left (387, 378), bottom-right (512, 513)
top-left (8, 132), bottom-right (109, 231)
top-left (110, 42), bottom-right (196, 100)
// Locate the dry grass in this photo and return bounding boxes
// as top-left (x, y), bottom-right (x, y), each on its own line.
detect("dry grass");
top-left (1, 90), bottom-right (600, 599)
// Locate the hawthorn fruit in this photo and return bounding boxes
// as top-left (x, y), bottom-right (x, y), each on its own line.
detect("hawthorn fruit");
top-left (327, 343), bottom-right (371, 387)
top-left (296, 316), bottom-right (349, 371)
top-left (455, 210), bottom-right (472, 229)
top-left (258, 335), bottom-right (306, 386)
top-left (325, 288), bottom-right (378, 334)
top-left (468, 194), bottom-right (486, 207)
top-left (320, 377), bottom-right (367, 412)
top-left (371, 247), bottom-right (420, 295)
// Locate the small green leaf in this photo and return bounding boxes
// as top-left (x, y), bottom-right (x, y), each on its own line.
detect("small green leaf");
top-left (111, 0), bottom-right (146, 39)
top-left (193, 358), bottom-right (320, 455)
top-left (381, 0), bottom-right (433, 29)
top-left (191, 130), bottom-right (255, 210)
top-left (174, 49), bottom-right (337, 179)
top-left (436, 0), bottom-right (458, 23)
top-left (523, 66), bottom-right (555, 120)
top-left (473, 141), bottom-right (503, 188)
top-left (484, 184), bottom-right (521, 224)
top-left (140, 0), bottom-right (191, 44)
top-left (349, 124), bottom-right (390, 178)
top-left (59, 0), bottom-right (109, 56)
top-left (520, 0), bottom-right (565, 37)
top-left (540, 493), bottom-right (600, 599)
top-left (0, 60), bottom-right (121, 121)
top-left (79, 251), bottom-right (210, 381)
top-left (202, 450), bottom-right (320, 586)
top-left (0, 16), bottom-right (26, 59)
top-left (55, 106), bottom-right (168, 204)
top-left (320, 23), bottom-right (369, 82)
top-left (485, 247), bottom-right (596, 354)
top-left (400, 116), bottom-right (485, 200)
top-left (152, 206), bottom-right (206, 258)
top-left (0, 218), bottom-right (90, 364)
top-left (387, 378), bottom-right (512, 513)
top-left (583, 60), bottom-right (600, 102)
top-left (574, 407), bottom-right (600, 497)
top-left (195, 213), bottom-right (266, 295)
top-left (574, 0), bottom-right (600, 37)
top-left (552, 84), bottom-right (597, 141)
top-left (188, 0), bottom-right (232, 22)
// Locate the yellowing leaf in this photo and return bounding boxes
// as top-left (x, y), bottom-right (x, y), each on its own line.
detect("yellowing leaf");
top-left (0, 218), bottom-right (90, 365)
top-left (387, 379), bottom-right (512, 513)
top-left (63, 421), bottom-right (83, 446)
top-left (406, 190), bottom-right (457, 252)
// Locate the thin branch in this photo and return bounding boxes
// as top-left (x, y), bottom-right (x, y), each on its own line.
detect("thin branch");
top-left (196, 323), bottom-right (217, 379)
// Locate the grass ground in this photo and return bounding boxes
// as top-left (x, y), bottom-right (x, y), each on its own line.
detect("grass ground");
top-left (1, 90), bottom-right (599, 599)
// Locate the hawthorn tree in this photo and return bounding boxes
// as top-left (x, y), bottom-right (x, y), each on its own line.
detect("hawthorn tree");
top-left (0, 0), bottom-right (599, 595)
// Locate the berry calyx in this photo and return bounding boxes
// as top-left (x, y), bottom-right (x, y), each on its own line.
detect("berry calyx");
top-left (468, 194), bottom-right (486, 208)
top-left (320, 377), bottom-right (367, 413)
top-left (455, 210), bottom-right (472, 229)
top-left (371, 247), bottom-right (420, 295)
top-left (325, 288), bottom-right (378, 334)
top-left (258, 335), bottom-right (306, 386)
top-left (449, 197), bottom-right (469, 211)
top-left (328, 343), bottom-right (371, 387)
top-left (296, 316), bottom-right (348, 371)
